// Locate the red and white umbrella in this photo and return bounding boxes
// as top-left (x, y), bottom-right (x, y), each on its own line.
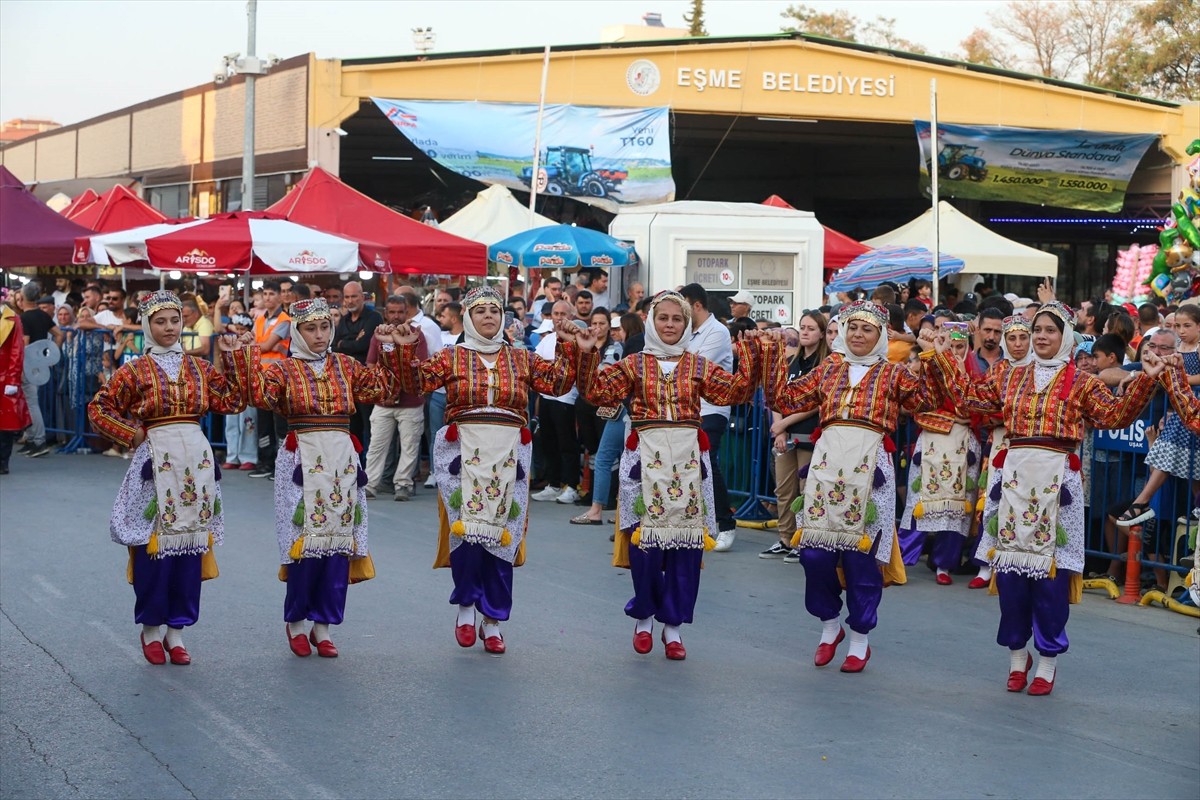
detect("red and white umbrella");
top-left (73, 211), bottom-right (379, 273)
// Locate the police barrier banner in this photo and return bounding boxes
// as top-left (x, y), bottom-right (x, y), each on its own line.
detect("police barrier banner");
top-left (914, 121), bottom-right (1157, 212)
top-left (372, 98), bottom-right (674, 213)
top-left (1094, 421), bottom-right (1152, 454)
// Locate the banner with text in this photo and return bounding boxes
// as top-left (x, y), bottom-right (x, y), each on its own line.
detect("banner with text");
top-left (914, 121), bottom-right (1157, 212)
top-left (372, 98), bottom-right (674, 213)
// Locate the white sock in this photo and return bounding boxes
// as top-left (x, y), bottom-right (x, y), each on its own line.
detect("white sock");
top-left (287, 620), bottom-right (308, 638)
top-left (1010, 648), bottom-right (1029, 673)
top-left (847, 629), bottom-right (869, 659)
top-left (1035, 655), bottom-right (1057, 682)
top-left (977, 565), bottom-right (993, 581)
top-left (142, 624), bottom-right (164, 643)
top-left (635, 617), bottom-right (653, 634)
top-left (663, 624), bottom-right (682, 644)
top-left (164, 627), bottom-right (184, 649)
top-left (820, 618), bottom-right (842, 645)
top-left (481, 621), bottom-right (501, 639)
top-left (936, 567), bottom-right (949, 577)
top-left (311, 623), bottom-right (331, 643)
top-left (456, 605), bottom-right (476, 627)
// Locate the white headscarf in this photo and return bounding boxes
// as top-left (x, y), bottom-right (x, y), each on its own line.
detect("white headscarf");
top-left (1000, 316), bottom-right (1033, 367)
top-left (288, 298), bottom-right (331, 362)
top-left (643, 291), bottom-right (691, 359)
top-left (831, 302), bottom-right (889, 366)
top-left (1032, 303), bottom-right (1075, 370)
top-left (139, 291), bottom-right (184, 356)
top-left (461, 287), bottom-right (505, 354)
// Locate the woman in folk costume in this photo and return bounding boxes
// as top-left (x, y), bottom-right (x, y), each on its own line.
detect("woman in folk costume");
top-left (896, 322), bottom-right (984, 585)
top-left (87, 291), bottom-right (248, 665)
top-left (382, 286), bottom-right (579, 656)
top-left (573, 291), bottom-right (761, 661)
top-left (760, 300), bottom-right (938, 673)
top-left (236, 298), bottom-right (393, 658)
top-left (0, 293), bottom-right (32, 475)
top-left (968, 315), bottom-right (1032, 590)
top-left (924, 301), bottom-right (1162, 695)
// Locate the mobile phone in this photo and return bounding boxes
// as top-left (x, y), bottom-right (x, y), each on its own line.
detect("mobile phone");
top-left (504, 311), bottom-right (515, 330)
top-left (219, 285), bottom-right (232, 299)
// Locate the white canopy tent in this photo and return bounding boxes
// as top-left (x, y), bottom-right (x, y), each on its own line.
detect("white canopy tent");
top-left (439, 185), bottom-right (557, 244)
top-left (864, 201), bottom-right (1057, 280)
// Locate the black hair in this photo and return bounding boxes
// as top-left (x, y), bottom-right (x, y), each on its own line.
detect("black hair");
top-left (262, 279), bottom-right (282, 292)
top-left (977, 307), bottom-right (1005, 324)
top-left (1033, 309), bottom-right (1065, 333)
top-left (903, 298), bottom-right (927, 316)
top-left (680, 283), bottom-right (709, 310)
top-left (978, 294), bottom-right (1014, 317)
top-left (1091, 334), bottom-right (1125, 360)
top-left (576, 290), bottom-right (593, 301)
top-left (885, 303), bottom-right (905, 333)
top-left (292, 283), bottom-right (312, 300)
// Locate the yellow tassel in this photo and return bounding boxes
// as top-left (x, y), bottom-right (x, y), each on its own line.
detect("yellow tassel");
top-left (630, 527), bottom-right (641, 547)
top-left (146, 531), bottom-right (159, 556)
top-left (500, 529), bottom-right (512, 547)
top-left (450, 520), bottom-right (465, 537)
top-left (857, 534), bottom-right (873, 552)
top-left (975, 497), bottom-right (985, 512)
top-left (790, 529), bottom-right (803, 548)
top-left (1049, 558), bottom-right (1057, 579)
top-left (289, 536), bottom-right (305, 560)
top-left (987, 548), bottom-right (996, 561)
top-left (964, 499), bottom-right (975, 514)
top-left (703, 533), bottom-right (716, 551)
top-left (913, 501), bottom-right (925, 519)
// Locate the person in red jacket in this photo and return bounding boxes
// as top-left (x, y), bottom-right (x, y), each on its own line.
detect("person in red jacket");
top-left (0, 296), bottom-right (32, 475)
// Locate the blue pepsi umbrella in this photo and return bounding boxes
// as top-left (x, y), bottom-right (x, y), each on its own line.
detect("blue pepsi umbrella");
top-left (826, 245), bottom-right (964, 293)
top-left (488, 224), bottom-right (639, 270)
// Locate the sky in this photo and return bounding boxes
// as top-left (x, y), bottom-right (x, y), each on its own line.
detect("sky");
top-left (0, 0), bottom-right (1011, 125)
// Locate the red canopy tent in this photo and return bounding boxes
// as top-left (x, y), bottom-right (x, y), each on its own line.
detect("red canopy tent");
top-left (761, 195), bottom-right (869, 273)
top-left (0, 166), bottom-right (95, 267)
top-left (59, 188), bottom-right (100, 220)
top-left (65, 184), bottom-right (167, 232)
top-left (267, 167), bottom-right (486, 276)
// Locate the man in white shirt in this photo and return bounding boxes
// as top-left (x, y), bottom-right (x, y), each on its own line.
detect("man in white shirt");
top-left (531, 300), bottom-right (582, 504)
top-left (399, 285), bottom-right (447, 489)
top-left (531, 277), bottom-right (564, 322)
top-left (681, 283), bottom-right (738, 551)
top-left (586, 268), bottom-right (611, 310)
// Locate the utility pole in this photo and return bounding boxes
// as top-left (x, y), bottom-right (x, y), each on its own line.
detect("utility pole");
top-left (242, 0), bottom-right (259, 213)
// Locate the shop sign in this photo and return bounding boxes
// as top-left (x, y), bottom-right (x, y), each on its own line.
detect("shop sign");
top-left (675, 65), bottom-right (895, 97)
top-left (741, 253), bottom-right (795, 290)
top-left (745, 292), bottom-right (794, 324)
top-left (685, 252), bottom-right (738, 289)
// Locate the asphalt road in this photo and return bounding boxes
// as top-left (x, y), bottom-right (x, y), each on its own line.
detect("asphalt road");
top-left (2, 453), bottom-right (1197, 800)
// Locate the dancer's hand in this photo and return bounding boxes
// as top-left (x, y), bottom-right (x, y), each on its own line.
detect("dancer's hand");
top-left (553, 318), bottom-right (579, 343)
top-left (216, 333), bottom-right (241, 352)
top-left (390, 324), bottom-right (421, 346)
top-left (1142, 351), bottom-right (1165, 379)
top-left (131, 426), bottom-right (146, 450)
top-left (571, 322), bottom-right (598, 352)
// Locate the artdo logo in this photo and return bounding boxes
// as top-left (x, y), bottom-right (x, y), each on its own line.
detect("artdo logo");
top-left (626, 59), bottom-right (660, 96)
top-left (176, 248), bottom-right (216, 267)
top-left (289, 249), bottom-right (328, 267)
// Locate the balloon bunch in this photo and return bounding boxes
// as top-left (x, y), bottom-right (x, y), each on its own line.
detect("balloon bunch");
top-left (1112, 243), bottom-right (1157, 304)
top-left (1147, 139), bottom-right (1200, 302)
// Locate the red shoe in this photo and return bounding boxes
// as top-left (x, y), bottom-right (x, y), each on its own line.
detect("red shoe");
top-left (1028, 676), bottom-right (1055, 696)
top-left (221, 462), bottom-right (238, 470)
top-left (455, 621), bottom-right (477, 648)
top-left (1007, 652), bottom-right (1033, 692)
top-left (840, 647), bottom-right (871, 673)
top-left (968, 576), bottom-right (988, 589)
top-left (661, 630), bottom-right (686, 661)
top-left (167, 645), bottom-right (191, 665)
top-left (814, 627), bottom-right (845, 667)
top-left (141, 633), bottom-right (166, 665)
top-left (309, 630), bottom-right (338, 658)
top-left (633, 628), bottom-right (653, 655)
top-left (239, 462), bottom-right (256, 471)
top-left (936, 572), bottom-right (953, 586)
top-left (480, 623), bottom-right (505, 655)
top-left (287, 624), bottom-right (311, 657)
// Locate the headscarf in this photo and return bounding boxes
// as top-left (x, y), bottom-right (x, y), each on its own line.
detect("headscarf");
top-left (1031, 301), bottom-right (1075, 370)
top-left (138, 290), bottom-right (184, 356)
top-left (831, 300), bottom-right (889, 366)
top-left (643, 291), bottom-right (692, 359)
top-left (1000, 315), bottom-right (1033, 366)
top-left (461, 286), bottom-right (505, 354)
top-left (288, 298), bottom-right (332, 361)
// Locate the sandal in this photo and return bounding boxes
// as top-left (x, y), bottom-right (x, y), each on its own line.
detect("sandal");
top-left (570, 513), bottom-right (602, 525)
top-left (1115, 502), bottom-right (1154, 527)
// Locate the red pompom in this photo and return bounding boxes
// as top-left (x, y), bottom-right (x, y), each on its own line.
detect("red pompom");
top-left (1068, 453), bottom-right (1081, 471)
top-left (520, 427), bottom-right (532, 445)
top-left (697, 429), bottom-right (710, 452)
top-left (284, 431), bottom-right (298, 452)
top-left (810, 426), bottom-right (822, 444)
top-left (445, 423), bottom-right (458, 442)
top-left (350, 434), bottom-right (363, 454)
top-left (992, 449), bottom-right (1006, 469)
top-left (882, 436), bottom-right (896, 453)
top-left (626, 430), bottom-right (639, 450)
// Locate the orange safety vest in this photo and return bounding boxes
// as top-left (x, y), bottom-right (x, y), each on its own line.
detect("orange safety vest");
top-left (255, 311), bottom-right (291, 360)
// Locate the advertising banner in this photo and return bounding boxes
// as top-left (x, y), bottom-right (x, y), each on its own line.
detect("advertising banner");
top-left (372, 98), bottom-right (674, 213)
top-left (914, 121), bottom-right (1157, 212)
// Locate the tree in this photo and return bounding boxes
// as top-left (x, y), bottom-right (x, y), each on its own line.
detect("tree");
top-left (683, 0), bottom-right (707, 37)
top-left (989, 0), bottom-right (1078, 79)
top-left (861, 16), bottom-right (928, 54)
top-left (1125, 0), bottom-right (1200, 100)
top-left (1065, 0), bottom-right (1138, 87)
top-left (779, 3), bottom-right (858, 41)
top-left (959, 28), bottom-right (1014, 70)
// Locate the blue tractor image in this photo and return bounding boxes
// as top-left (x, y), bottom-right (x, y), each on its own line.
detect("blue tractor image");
top-left (934, 143), bottom-right (989, 182)
top-left (520, 146), bottom-right (625, 198)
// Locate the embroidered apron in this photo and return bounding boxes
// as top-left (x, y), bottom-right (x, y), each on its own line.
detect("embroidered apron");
top-left (451, 421), bottom-right (521, 548)
top-left (915, 422), bottom-right (974, 515)
top-left (146, 422), bottom-right (217, 557)
top-left (635, 425), bottom-right (707, 549)
top-left (799, 424), bottom-right (881, 552)
top-left (993, 445), bottom-right (1065, 578)
top-left (292, 429), bottom-right (359, 558)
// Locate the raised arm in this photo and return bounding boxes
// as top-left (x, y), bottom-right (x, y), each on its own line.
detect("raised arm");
top-left (760, 338), bottom-right (823, 415)
top-left (244, 346), bottom-right (287, 412)
top-left (576, 348), bottom-right (635, 407)
top-left (1160, 362), bottom-right (1200, 435)
top-left (699, 339), bottom-right (760, 406)
top-left (199, 353), bottom-right (247, 415)
top-left (923, 350), bottom-right (1003, 417)
top-left (87, 364), bottom-right (140, 448)
top-left (347, 354), bottom-right (402, 406)
top-left (1079, 370), bottom-right (1158, 430)
top-left (530, 339), bottom-right (577, 396)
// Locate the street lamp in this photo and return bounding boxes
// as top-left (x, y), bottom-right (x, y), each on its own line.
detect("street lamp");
top-left (412, 27), bottom-right (436, 56)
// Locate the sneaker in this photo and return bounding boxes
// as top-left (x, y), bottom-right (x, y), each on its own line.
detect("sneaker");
top-left (783, 548), bottom-right (802, 564)
top-left (239, 462), bottom-right (256, 471)
top-left (555, 487), bottom-right (581, 504)
top-left (102, 447), bottom-right (122, 457)
top-left (26, 443), bottom-right (52, 458)
top-left (248, 466), bottom-right (272, 479)
top-left (712, 529), bottom-right (737, 552)
top-left (424, 474), bottom-right (437, 489)
top-left (221, 461), bottom-right (238, 470)
top-left (532, 485), bottom-right (562, 502)
top-left (758, 541), bottom-right (790, 559)
top-left (16, 442), bottom-right (34, 455)
top-left (395, 486), bottom-right (412, 501)
top-left (364, 487), bottom-right (377, 500)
